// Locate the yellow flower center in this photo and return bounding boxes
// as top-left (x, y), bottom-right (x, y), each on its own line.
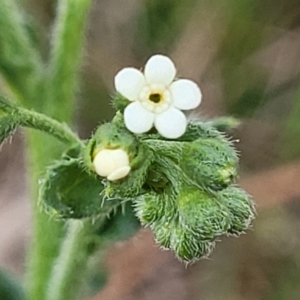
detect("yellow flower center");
top-left (139, 84), bottom-right (171, 114)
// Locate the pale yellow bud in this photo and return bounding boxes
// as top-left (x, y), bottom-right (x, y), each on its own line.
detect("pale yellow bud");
top-left (93, 148), bottom-right (131, 181)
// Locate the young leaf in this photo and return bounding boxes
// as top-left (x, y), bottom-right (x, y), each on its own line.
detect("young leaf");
top-left (97, 200), bottom-right (140, 243)
top-left (39, 156), bottom-right (107, 219)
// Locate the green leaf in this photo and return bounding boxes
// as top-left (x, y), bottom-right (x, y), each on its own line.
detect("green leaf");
top-left (40, 156), bottom-right (106, 219)
top-left (0, 268), bottom-right (25, 300)
top-left (0, 115), bottom-right (19, 144)
top-left (98, 200), bottom-right (140, 243)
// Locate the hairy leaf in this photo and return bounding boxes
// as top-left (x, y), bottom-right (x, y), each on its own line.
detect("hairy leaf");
top-left (40, 157), bottom-right (107, 219)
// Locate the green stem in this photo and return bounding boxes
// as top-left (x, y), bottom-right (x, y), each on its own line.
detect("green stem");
top-left (0, 94), bottom-right (83, 146)
top-left (17, 107), bottom-right (83, 146)
top-left (26, 1), bottom-right (93, 299)
top-left (26, 133), bottom-right (67, 300)
top-left (46, 0), bottom-right (93, 119)
top-left (45, 198), bottom-right (131, 300)
top-left (45, 220), bottom-right (100, 300)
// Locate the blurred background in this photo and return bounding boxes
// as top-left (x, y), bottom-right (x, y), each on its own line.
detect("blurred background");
top-left (1, 0), bottom-right (300, 299)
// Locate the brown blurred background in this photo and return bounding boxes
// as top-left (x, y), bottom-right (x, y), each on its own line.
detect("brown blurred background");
top-left (2, 0), bottom-right (300, 299)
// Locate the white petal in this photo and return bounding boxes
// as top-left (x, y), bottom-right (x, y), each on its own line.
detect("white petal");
top-left (144, 55), bottom-right (176, 85)
top-left (170, 79), bottom-right (202, 110)
top-left (114, 68), bottom-right (145, 100)
top-left (93, 148), bottom-right (129, 178)
top-left (107, 166), bottom-right (131, 181)
top-left (154, 107), bottom-right (187, 139)
top-left (124, 102), bottom-right (154, 134)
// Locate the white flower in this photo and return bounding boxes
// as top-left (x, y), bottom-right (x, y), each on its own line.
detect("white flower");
top-left (114, 54), bottom-right (202, 139)
top-left (93, 148), bottom-right (131, 181)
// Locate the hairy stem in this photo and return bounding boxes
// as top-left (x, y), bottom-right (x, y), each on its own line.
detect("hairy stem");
top-left (26, 134), bottom-right (66, 300)
top-left (26, 0), bottom-right (93, 299)
top-left (0, 94), bottom-right (83, 146)
top-left (17, 107), bottom-right (83, 146)
top-left (46, 0), bottom-right (93, 119)
top-left (45, 220), bottom-right (101, 300)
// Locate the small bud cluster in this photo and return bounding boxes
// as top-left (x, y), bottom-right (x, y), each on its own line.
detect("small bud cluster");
top-left (132, 124), bottom-right (255, 261)
top-left (84, 119), bottom-right (255, 262)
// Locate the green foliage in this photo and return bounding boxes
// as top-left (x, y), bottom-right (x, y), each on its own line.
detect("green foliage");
top-left (45, 0), bottom-right (92, 119)
top-left (218, 186), bottom-right (255, 235)
top-left (178, 121), bottom-right (223, 141)
top-left (0, 94), bottom-right (82, 145)
top-left (80, 109), bottom-right (254, 261)
top-left (181, 137), bottom-right (238, 190)
top-left (98, 201), bottom-right (141, 243)
top-left (40, 155), bottom-right (105, 219)
top-left (137, 121), bottom-right (252, 261)
top-left (0, 0), bottom-right (260, 296)
top-left (0, 269), bottom-right (25, 300)
top-left (111, 93), bottom-right (130, 112)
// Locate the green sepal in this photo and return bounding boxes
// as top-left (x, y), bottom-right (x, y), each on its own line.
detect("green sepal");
top-left (0, 115), bottom-right (19, 144)
top-left (134, 188), bottom-right (177, 226)
top-left (39, 156), bottom-right (106, 219)
top-left (177, 185), bottom-right (231, 240)
top-left (218, 186), bottom-right (256, 235)
top-left (180, 137), bottom-right (238, 190)
top-left (169, 223), bottom-right (215, 261)
top-left (134, 183), bottom-right (228, 261)
top-left (151, 217), bottom-right (215, 261)
top-left (85, 123), bottom-right (155, 198)
top-left (111, 93), bottom-right (130, 112)
top-left (178, 121), bottom-right (223, 141)
top-left (84, 122), bottom-right (140, 174)
top-left (145, 132), bottom-right (238, 191)
top-left (152, 219), bottom-right (173, 249)
top-left (85, 122), bottom-right (139, 165)
top-left (107, 142), bottom-right (154, 197)
top-left (145, 139), bottom-right (184, 165)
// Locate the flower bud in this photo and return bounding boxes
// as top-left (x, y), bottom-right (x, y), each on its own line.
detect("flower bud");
top-left (181, 137), bottom-right (238, 190)
top-left (93, 148), bottom-right (131, 181)
top-left (170, 224), bottom-right (215, 261)
top-left (134, 182), bottom-right (231, 261)
top-left (85, 122), bottom-right (154, 197)
top-left (218, 186), bottom-right (255, 235)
